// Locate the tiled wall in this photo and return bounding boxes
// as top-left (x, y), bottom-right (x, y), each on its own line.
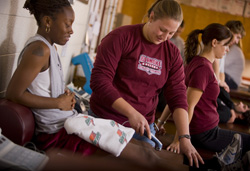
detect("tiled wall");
top-left (0, 0), bottom-right (90, 98)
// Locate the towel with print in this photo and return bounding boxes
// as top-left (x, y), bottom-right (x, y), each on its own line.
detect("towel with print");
top-left (64, 114), bottom-right (135, 157)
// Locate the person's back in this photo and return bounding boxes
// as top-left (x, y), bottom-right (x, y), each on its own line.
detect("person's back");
top-left (224, 44), bottom-right (245, 87)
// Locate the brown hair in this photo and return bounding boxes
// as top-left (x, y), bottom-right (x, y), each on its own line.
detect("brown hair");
top-left (225, 20), bottom-right (246, 38)
top-left (23, 0), bottom-right (71, 26)
top-left (185, 23), bottom-right (232, 64)
top-left (147, 0), bottom-right (183, 22)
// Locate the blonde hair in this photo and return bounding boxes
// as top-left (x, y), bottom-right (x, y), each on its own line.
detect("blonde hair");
top-left (147, 0), bottom-right (183, 22)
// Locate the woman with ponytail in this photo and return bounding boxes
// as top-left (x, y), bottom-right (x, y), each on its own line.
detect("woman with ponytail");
top-left (158, 23), bottom-right (250, 169)
top-left (184, 23), bottom-right (250, 168)
top-left (90, 0), bottom-right (203, 167)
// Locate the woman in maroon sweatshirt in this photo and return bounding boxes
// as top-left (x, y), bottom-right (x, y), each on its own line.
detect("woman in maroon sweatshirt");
top-left (90, 0), bottom-right (203, 167)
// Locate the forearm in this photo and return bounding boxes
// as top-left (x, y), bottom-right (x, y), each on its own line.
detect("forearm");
top-left (112, 97), bottom-right (150, 136)
top-left (157, 105), bottom-right (172, 127)
top-left (112, 97), bottom-right (139, 118)
top-left (6, 90), bottom-right (61, 109)
top-left (227, 109), bottom-right (236, 123)
top-left (172, 108), bottom-right (190, 136)
top-left (213, 59), bottom-right (220, 81)
top-left (172, 107), bottom-right (193, 143)
top-left (219, 72), bottom-right (225, 82)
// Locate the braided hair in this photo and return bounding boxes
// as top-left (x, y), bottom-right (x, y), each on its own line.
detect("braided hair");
top-left (23, 0), bottom-right (71, 26)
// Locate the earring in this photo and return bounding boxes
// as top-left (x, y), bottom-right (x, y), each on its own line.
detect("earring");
top-left (45, 25), bottom-right (50, 33)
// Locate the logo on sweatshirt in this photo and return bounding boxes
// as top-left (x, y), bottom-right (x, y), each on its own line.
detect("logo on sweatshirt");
top-left (138, 54), bottom-right (162, 75)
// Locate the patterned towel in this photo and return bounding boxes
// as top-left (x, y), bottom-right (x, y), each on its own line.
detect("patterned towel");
top-left (64, 114), bottom-right (135, 157)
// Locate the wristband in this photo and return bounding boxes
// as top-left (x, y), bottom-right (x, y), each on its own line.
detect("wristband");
top-left (157, 119), bottom-right (166, 125)
top-left (178, 134), bottom-right (191, 140)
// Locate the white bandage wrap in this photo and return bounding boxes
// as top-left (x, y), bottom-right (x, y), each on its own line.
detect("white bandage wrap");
top-left (64, 114), bottom-right (135, 157)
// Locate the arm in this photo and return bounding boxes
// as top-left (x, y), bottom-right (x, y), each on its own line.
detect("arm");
top-left (166, 87), bottom-right (203, 152)
top-left (175, 87), bottom-right (204, 167)
top-left (213, 58), bottom-right (229, 92)
top-left (213, 59), bottom-right (220, 83)
top-left (6, 42), bottom-right (75, 111)
top-left (227, 109), bottom-right (236, 123)
top-left (186, 87), bottom-right (203, 122)
top-left (172, 108), bottom-right (204, 168)
top-left (112, 98), bottom-right (151, 139)
top-left (219, 72), bottom-right (226, 83)
top-left (156, 105), bottom-right (172, 135)
top-left (160, 47), bottom-right (203, 167)
top-left (91, 32), bottom-right (150, 137)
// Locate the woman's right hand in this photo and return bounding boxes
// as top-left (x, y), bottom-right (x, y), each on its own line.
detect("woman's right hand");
top-left (219, 81), bottom-right (230, 93)
top-left (128, 112), bottom-right (151, 139)
top-left (57, 91), bottom-right (76, 111)
top-left (166, 140), bottom-right (180, 154)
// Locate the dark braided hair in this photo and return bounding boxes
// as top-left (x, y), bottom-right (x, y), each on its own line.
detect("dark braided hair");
top-left (185, 23), bottom-right (232, 64)
top-left (23, 0), bottom-right (71, 26)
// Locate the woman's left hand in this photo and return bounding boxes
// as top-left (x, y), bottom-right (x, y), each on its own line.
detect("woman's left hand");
top-left (179, 138), bottom-right (204, 168)
top-left (155, 124), bottom-right (166, 135)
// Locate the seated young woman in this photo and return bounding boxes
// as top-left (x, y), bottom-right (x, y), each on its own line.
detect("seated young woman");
top-left (156, 23), bottom-right (250, 169)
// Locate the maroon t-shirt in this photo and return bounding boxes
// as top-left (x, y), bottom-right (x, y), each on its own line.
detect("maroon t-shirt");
top-left (185, 56), bottom-right (220, 135)
top-left (90, 24), bottom-right (188, 126)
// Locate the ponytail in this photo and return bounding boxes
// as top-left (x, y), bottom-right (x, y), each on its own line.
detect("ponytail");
top-left (185, 29), bottom-right (203, 64)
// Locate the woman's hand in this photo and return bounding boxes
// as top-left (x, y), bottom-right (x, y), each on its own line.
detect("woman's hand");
top-left (111, 97), bottom-right (151, 139)
top-left (179, 138), bottom-right (204, 168)
top-left (57, 90), bottom-right (76, 111)
top-left (219, 81), bottom-right (230, 93)
top-left (128, 112), bottom-right (151, 139)
top-left (166, 140), bottom-right (180, 154)
top-left (155, 123), bottom-right (166, 135)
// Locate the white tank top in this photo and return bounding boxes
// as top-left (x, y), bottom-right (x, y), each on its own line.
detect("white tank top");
top-left (28, 68), bottom-right (51, 97)
top-left (19, 34), bottom-right (77, 134)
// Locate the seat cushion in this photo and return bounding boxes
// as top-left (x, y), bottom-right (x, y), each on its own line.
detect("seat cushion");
top-left (0, 99), bottom-right (35, 145)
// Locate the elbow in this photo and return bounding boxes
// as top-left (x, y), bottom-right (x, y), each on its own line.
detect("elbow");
top-left (5, 90), bottom-right (22, 104)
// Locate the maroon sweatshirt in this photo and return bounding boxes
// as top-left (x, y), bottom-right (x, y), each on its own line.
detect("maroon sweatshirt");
top-left (90, 24), bottom-right (188, 126)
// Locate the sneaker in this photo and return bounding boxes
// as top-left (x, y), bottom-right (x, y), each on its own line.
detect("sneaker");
top-left (216, 133), bottom-right (242, 166)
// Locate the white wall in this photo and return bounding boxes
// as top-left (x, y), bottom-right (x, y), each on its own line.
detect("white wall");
top-left (0, 0), bottom-right (91, 98)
